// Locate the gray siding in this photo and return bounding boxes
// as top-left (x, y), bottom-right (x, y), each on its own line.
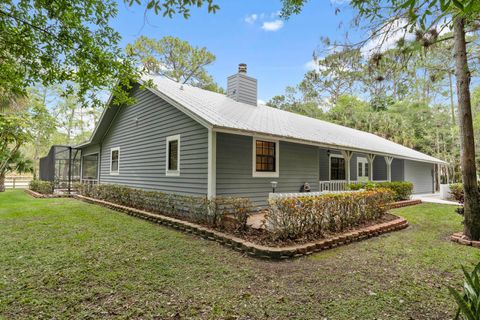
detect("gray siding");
top-left (373, 156), bottom-right (387, 181)
top-left (404, 160), bottom-right (434, 194)
top-left (391, 159), bottom-right (404, 181)
top-left (216, 133), bottom-right (319, 207)
top-left (98, 86), bottom-right (208, 196)
top-left (226, 73), bottom-right (257, 106)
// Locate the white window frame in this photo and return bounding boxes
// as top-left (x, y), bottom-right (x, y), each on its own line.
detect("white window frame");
top-left (110, 147), bottom-right (120, 175)
top-left (357, 156), bottom-right (368, 181)
top-left (166, 134), bottom-right (180, 177)
top-left (329, 153), bottom-right (346, 181)
top-left (252, 137), bottom-right (279, 178)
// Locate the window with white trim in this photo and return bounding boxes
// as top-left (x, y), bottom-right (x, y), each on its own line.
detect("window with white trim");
top-left (110, 147), bottom-right (120, 175)
top-left (252, 138), bottom-right (279, 178)
top-left (166, 135), bottom-right (180, 176)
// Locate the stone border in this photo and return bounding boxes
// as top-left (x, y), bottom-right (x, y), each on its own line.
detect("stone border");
top-left (450, 232), bottom-right (480, 248)
top-left (25, 189), bottom-right (73, 198)
top-left (390, 199), bottom-right (422, 208)
top-left (72, 194), bottom-right (409, 260)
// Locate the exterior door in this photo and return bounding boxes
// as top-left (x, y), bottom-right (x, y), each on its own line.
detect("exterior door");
top-left (357, 157), bottom-right (368, 182)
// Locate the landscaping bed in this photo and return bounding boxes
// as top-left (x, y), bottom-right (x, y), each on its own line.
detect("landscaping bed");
top-left (4, 190), bottom-right (479, 319)
top-left (74, 194), bottom-right (408, 259)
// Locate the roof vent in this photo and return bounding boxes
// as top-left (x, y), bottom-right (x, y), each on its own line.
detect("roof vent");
top-left (226, 63), bottom-right (257, 106)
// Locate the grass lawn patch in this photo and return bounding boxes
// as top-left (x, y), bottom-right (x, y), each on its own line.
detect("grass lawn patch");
top-left (1, 190), bottom-right (479, 319)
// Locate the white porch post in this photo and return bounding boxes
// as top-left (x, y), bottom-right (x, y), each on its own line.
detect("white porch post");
top-left (384, 156), bottom-right (393, 182)
top-left (367, 153), bottom-right (376, 181)
top-left (341, 150), bottom-right (353, 183)
top-left (207, 129), bottom-right (216, 199)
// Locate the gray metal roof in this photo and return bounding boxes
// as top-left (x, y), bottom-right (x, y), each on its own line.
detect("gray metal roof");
top-left (143, 75), bottom-right (445, 164)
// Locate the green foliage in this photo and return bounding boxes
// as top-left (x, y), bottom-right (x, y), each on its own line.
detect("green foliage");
top-left (450, 183), bottom-right (465, 203)
top-left (126, 36), bottom-right (223, 92)
top-left (75, 183), bottom-right (252, 230)
top-left (0, 113), bottom-right (33, 177)
top-left (448, 262), bottom-right (480, 320)
top-left (347, 181), bottom-right (414, 201)
top-left (1, 0), bottom-right (219, 107)
top-left (29, 180), bottom-right (54, 194)
top-left (265, 189), bottom-right (394, 241)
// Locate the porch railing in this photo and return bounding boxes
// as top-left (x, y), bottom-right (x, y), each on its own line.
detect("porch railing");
top-left (81, 179), bottom-right (98, 186)
top-left (319, 180), bottom-right (388, 192)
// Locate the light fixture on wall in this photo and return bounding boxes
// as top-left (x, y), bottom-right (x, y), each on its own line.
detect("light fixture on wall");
top-left (270, 181), bottom-right (278, 193)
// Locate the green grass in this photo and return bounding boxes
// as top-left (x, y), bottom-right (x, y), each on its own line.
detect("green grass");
top-left (1, 190), bottom-right (479, 319)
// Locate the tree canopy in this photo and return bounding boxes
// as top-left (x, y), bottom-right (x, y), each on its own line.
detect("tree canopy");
top-left (0, 0), bottom-right (219, 108)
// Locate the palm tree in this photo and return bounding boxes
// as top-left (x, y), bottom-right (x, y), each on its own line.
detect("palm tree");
top-left (0, 152), bottom-right (33, 192)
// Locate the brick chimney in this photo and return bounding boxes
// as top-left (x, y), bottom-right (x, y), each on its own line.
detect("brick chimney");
top-left (226, 63), bottom-right (257, 106)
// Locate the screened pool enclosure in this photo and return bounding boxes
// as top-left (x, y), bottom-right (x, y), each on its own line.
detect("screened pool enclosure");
top-left (39, 146), bottom-right (81, 192)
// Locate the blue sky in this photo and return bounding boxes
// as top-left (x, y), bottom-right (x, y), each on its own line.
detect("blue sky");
top-left (113, 0), bottom-right (357, 102)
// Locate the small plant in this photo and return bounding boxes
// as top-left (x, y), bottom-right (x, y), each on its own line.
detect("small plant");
top-left (29, 180), bottom-right (54, 194)
top-left (448, 262), bottom-right (480, 320)
top-left (450, 183), bottom-right (464, 203)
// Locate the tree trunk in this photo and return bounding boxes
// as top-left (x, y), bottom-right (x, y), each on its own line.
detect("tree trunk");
top-left (454, 16), bottom-right (480, 240)
top-left (0, 172), bottom-right (5, 192)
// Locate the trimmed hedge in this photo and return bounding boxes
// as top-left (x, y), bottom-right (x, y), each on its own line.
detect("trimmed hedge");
top-left (264, 188), bottom-right (394, 241)
top-left (74, 183), bottom-right (252, 230)
top-left (29, 180), bottom-right (54, 194)
top-left (347, 181), bottom-right (413, 201)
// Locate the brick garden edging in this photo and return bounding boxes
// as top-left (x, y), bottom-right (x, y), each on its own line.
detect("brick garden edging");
top-left (450, 232), bottom-right (480, 248)
top-left (25, 189), bottom-right (73, 199)
top-left (390, 199), bottom-right (422, 208)
top-left (72, 194), bottom-right (409, 260)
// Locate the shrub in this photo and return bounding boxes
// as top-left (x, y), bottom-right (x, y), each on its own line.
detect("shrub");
top-left (264, 188), bottom-right (394, 241)
top-left (450, 183), bottom-right (464, 203)
top-left (347, 181), bottom-right (413, 201)
top-left (448, 262), bottom-right (480, 320)
top-left (29, 180), bottom-right (54, 194)
top-left (75, 183), bottom-right (253, 230)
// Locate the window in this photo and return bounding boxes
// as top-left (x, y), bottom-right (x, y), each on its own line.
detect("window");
top-left (82, 154), bottom-right (98, 180)
top-left (252, 138), bottom-right (279, 178)
top-left (166, 135), bottom-right (180, 176)
top-left (330, 155), bottom-right (346, 180)
top-left (256, 140), bottom-right (276, 172)
top-left (358, 161), bottom-right (363, 177)
top-left (110, 148), bottom-right (119, 175)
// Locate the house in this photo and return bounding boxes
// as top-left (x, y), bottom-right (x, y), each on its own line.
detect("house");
top-left (73, 64), bottom-right (446, 206)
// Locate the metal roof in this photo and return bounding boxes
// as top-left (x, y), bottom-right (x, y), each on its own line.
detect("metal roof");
top-left (143, 75), bottom-right (445, 164)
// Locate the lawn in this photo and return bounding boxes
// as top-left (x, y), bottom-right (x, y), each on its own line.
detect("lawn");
top-left (1, 190), bottom-right (479, 319)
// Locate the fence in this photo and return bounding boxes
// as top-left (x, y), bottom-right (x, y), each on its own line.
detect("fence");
top-left (5, 176), bottom-right (32, 189)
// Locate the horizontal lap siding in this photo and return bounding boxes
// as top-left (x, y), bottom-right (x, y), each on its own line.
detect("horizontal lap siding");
top-left (373, 156), bottom-right (387, 181)
top-left (404, 160), bottom-right (434, 194)
top-left (391, 159), bottom-right (404, 181)
top-left (99, 87), bottom-right (208, 196)
top-left (216, 133), bottom-right (319, 207)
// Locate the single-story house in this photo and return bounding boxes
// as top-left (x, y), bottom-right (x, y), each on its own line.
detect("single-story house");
top-left (72, 64), bottom-right (445, 207)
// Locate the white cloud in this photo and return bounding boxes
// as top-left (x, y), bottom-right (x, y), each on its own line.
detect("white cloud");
top-left (304, 59), bottom-right (317, 70)
top-left (244, 14), bottom-right (257, 24)
top-left (261, 20), bottom-right (284, 32)
top-left (361, 18), bottom-right (415, 58)
top-left (244, 11), bottom-right (284, 32)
